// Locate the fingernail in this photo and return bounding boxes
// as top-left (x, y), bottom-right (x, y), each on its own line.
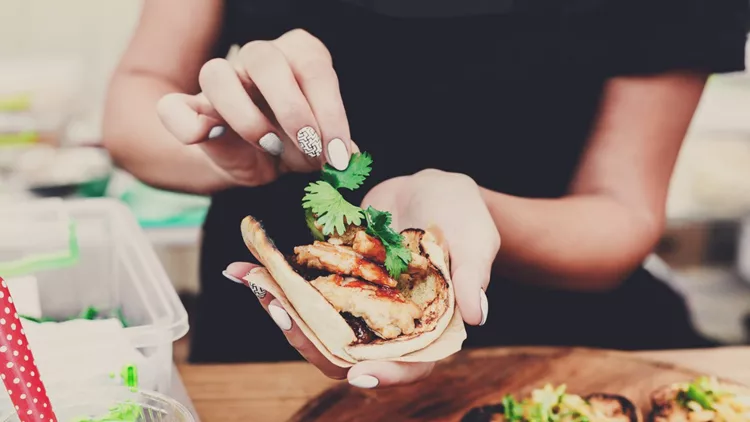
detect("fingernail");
top-left (349, 375), bottom-right (379, 389)
top-left (297, 126), bottom-right (322, 158)
top-left (268, 299), bottom-right (292, 331)
top-left (222, 270), bottom-right (266, 299)
top-left (479, 289), bottom-right (489, 326)
top-left (222, 270), bottom-right (243, 285)
top-left (259, 132), bottom-right (284, 156)
top-left (326, 138), bottom-right (350, 171)
top-left (207, 125), bottom-right (225, 140)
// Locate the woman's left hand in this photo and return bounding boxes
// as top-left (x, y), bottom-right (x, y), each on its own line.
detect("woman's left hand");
top-left (224, 169), bottom-right (500, 387)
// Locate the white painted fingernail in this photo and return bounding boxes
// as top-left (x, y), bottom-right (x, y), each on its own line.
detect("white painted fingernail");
top-left (349, 375), bottom-right (379, 389)
top-left (207, 125), bottom-right (225, 140)
top-left (222, 270), bottom-right (266, 299)
top-left (268, 300), bottom-right (292, 331)
top-left (222, 271), bottom-right (243, 285)
top-left (297, 126), bottom-right (322, 157)
top-left (259, 132), bottom-right (284, 156)
top-left (326, 138), bottom-right (350, 171)
top-left (479, 289), bottom-right (489, 326)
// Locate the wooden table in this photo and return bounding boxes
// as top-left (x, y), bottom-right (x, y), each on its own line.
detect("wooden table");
top-left (178, 346), bottom-right (750, 422)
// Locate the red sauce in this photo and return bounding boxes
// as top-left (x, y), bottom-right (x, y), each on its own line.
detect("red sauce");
top-left (341, 280), bottom-right (405, 302)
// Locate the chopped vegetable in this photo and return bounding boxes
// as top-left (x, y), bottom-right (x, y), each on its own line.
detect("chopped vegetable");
top-left (321, 152), bottom-right (373, 190)
top-left (74, 365), bottom-right (144, 422)
top-left (687, 384), bottom-right (714, 410)
top-left (302, 181), bottom-right (364, 236)
top-left (503, 394), bottom-right (523, 422)
top-left (78, 306), bottom-right (98, 320)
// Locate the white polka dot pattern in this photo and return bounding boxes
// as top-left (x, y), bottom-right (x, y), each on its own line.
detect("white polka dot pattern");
top-left (0, 277), bottom-right (56, 421)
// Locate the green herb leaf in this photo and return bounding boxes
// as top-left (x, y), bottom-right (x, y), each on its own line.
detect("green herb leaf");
top-left (503, 395), bottom-right (523, 422)
top-left (687, 384), bottom-right (714, 410)
top-left (321, 152), bottom-right (373, 190)
top-left (384, 244), bottom-right (411, 279)
top-left (304, 209), bottom-right (326, 241)
top-left (302, 181), bottom-right (364, 236)
top-left (364, 206), bottom-right (412, 278)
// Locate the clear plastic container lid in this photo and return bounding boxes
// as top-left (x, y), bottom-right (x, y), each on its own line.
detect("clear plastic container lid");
top-left (0, 198), bottom-right (79, 277)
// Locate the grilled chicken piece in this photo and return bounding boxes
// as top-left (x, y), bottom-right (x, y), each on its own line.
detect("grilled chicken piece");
top-left (327, 224), bottom-right (363, 246)
top-left (294, 241), bottom-right (399, 288)
top-left (310, 275), bottom-right (422, 339)
top-left (352, 230), bottom-right (387, 262)
top-left (351, 231), bottom-right (430, 275)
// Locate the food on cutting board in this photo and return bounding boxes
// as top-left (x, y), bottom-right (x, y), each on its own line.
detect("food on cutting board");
top-left (651, 376), bottom-right (750, 422)
top-left (240, 152), bottom-right (462, 363)
top-left (462, 384), bottom-right (642, 422)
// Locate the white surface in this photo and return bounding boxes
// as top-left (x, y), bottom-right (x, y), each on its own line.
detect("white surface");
top-left (0, 318), bottom-right (150, 417)
top-left (5, 275), bottom-right (42, 319)
top-left (0, 199), bottom-right (189, 394)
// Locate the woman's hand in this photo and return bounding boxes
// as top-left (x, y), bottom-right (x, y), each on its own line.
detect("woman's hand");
top-left (156, 29), bottom-right (352, 187)
top-left (224, 169), bottom-right (500, 387)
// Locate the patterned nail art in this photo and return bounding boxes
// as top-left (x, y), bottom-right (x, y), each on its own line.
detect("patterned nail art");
top-left (297, 126), bottom-right (322, 157)
top-left (246, 273), bottom-right (267, 299)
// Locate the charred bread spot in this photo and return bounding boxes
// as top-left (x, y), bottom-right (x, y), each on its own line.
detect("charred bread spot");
top-left (401, 229), bottom-right (425, 254)
top-left (586, 393), bottom-right (642, 422)
top-left (461, 403), bottom-right (505, 422)
top-left (340, 312), bottom-right (376, 344)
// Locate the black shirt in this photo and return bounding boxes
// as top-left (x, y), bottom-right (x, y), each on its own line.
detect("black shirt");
top-left (191, 0), bottom-right (748, 363)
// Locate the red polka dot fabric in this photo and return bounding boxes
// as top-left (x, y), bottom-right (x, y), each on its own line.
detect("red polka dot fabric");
top-left (0, 277), bottom-right (56, 422)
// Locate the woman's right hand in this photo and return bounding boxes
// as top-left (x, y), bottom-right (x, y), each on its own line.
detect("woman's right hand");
top-left (156, 29), bottom-right (352, 187)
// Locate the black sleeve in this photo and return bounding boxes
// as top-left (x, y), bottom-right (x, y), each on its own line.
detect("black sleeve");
top-left (600, 0), bottom-right (748, 76)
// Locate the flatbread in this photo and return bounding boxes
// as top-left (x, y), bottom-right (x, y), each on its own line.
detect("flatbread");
top-left (240, 216), bottom-right (466, 365)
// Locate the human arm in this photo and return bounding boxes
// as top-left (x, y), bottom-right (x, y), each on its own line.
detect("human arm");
top-left (104, 2), bottom-right (354, 194)
top-left (102, 0), bottom-right (229, 194)
top-left (483, 72), bottom-right (707, 291)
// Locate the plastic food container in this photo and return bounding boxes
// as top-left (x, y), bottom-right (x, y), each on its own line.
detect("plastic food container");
top-left (0, 387), bottom-right (194, 422)
top-left (0, 198), bottom-right (188, 395)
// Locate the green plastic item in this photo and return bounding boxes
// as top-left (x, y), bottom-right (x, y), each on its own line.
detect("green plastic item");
top-left (0, 131), bottom-right (38, 146)
top-left (19, 306), bottom-right (130, 326)
top-left (0, 92), bottom-right (32, 112)
top-left (73, 365), bottom-right (144, 422)
top-left (0, 221), bottom-right (80, 278)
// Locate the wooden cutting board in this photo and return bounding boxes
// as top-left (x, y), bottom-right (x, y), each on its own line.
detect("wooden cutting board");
top-left (290, 347), bottom-right (739, 422)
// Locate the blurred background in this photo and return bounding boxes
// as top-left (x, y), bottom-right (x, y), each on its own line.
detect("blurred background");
top-left (1, 0), bottom-right (750, 364)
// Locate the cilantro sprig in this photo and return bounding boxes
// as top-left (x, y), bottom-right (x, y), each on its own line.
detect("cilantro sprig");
top-left (321, 151), bottom-right (373, 190)
top-left (302, 152), bottom-right (412, 278)
top-left (302, 181), bottom-right (364, 236)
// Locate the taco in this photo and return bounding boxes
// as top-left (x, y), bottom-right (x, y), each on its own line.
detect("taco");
top-left (241, 216), bottom-right (456, 362)
top-left (238, 152), bottom-right (461, 363)
top-left (462, 384), bottom-right (642, 422)
top-left (650, 376), bottom-right (750, 422)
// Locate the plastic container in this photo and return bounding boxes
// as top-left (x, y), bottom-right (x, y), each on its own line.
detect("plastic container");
top-left (0, 387), bottom-right (194, 422)
top-left (0, 198), bottom-right (188, 394)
